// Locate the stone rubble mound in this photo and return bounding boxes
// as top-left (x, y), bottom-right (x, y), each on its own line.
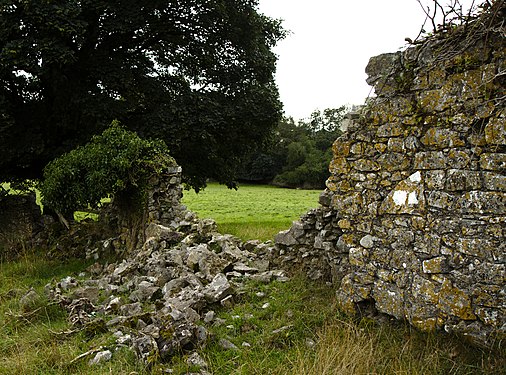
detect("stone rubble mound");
top-left (45, 211), bottom-right (285, 369)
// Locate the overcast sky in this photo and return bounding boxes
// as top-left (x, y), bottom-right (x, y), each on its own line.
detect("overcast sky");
top-left (257, 0), bottom-right (478, 120)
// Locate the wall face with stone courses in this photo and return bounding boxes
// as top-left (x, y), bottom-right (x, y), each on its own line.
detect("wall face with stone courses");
top-left (275, 24), bottom-right (505, 344)
top-left (145, 166), bottom-right (186, 228)
top-left (103, 165), bottom-right (187, 252)
top-left (0, 192), bottom-right (42, 253)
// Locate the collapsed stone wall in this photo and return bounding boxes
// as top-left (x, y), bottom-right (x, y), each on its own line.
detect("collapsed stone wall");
top-left (0, 192), bottom-right (42, 257)
top-left (275, 7), bottom-right (505, 344)
top-left (98, 165), bottom-right (186, 254)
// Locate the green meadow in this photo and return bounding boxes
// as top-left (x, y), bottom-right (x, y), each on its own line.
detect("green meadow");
top-left (182, 183), bottom-right (321, 241)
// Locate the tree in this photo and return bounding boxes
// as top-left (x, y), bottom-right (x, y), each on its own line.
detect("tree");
top-left (0, 0), bottom-right (285, 190)
top-left (238, 107), bottom-right (346, 189)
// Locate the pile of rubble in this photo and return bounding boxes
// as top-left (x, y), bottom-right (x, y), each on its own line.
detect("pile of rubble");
top-left (45, 211), bottom-right (286, 371)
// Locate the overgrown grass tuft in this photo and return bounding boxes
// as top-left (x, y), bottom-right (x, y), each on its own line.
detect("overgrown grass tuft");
top-left (0, 251), bottom-right (148, 375)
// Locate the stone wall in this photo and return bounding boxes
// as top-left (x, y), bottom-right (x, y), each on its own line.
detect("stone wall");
top-left (100, 165), bottom-right (187, 254)
top-left (0, 192), bottom-right (42, 257)
top-left (275, 7), bottom-right (505, 345)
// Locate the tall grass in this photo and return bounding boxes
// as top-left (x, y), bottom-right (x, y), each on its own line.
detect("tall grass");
top-left (182, 183), bottom-right (321, 241)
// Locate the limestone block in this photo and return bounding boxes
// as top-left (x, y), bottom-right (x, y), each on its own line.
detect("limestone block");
top-left (447, 150), bottom-right (471, 169)
top-left (352, 159), bottom-right (381, 172)
top-left (337, 219), bottom-right (352, 229)
top-left (336, 234), bottom-right (355, 253)
top-left (356, 130), bottom-right (375, 143)
top-left (350, 142), bottom-right (365, 155)
top-left (475, 307), bottom-right (503, 328)
top-left (411, 275), bottom-right (439, 304)
top-left (332, 140), bottom-right (351, 157)
top-left (420, 128), bottom-right (465, 148)
top-left (274, 229), bottom-right (297, 246)
top-left (380, 172), bottom-right (425, 215)
top-left (414, 151), bottom-right (446, 169)
top-left (414, 232), bottom-right (441, 255)
top-left (445, 169), bottom-right (482, 191)
top-left (365, 52), bottom-right (402, 86)
top-left (329, 157), bottom-right (350, 175)
top-left (419, 89), bottom-right (458, 112)
top-left (410, 311), bottom-right (443, 331)
top-left (480, 153), bottom-right (506, 171)
top-left (377, 123), bottom-right (405, 137)
top-left (455, 191), bottom-right (506, 214)
top-left (456, 238), bottom-right (495, 258)
top-left (424, 170), bottom-right (446, 189)
top-left (349, 247), bottom-right (368, 266)
top-left (375, 143), bottom-right (387, 153)
top-left (387, 138), bottom-right (405, 152)
top-left (472, 262), bottom-right (506, 285)
top-left (471, 284), bottom-right (504, 307)
top-left (426, 191), bottom-right (456, 210)
top-left (203, 273), bottom-right (232, 303)
top-left (377, 152), bottom-right (411, 172)
top-left (422, 257), bottom-right (448, 274)
top-left (438, 278), bottom-right (476, 320)
top-left (483, 172), bottom-right (506, 191)
top-left (372, 281), bottom-right (405, 320)
top-left (359, 234), bottom-right (377, 249)
top-left (331, 192), bottom-right (364, 216)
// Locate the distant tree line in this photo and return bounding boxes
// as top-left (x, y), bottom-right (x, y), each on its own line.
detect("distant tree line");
top-left (238, 106), bottom-right (346, 189)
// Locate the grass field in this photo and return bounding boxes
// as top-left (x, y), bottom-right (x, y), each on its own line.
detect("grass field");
top-left (182, 183), bottom-right (321, 241)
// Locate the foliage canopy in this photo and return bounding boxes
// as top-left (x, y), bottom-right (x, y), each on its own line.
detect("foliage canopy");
top-left (40, 122), bottom-right (175, 215)
top-left (0, 0), bottom-right (285, 190)
top-left (239, 107), bottom-right (346, 189)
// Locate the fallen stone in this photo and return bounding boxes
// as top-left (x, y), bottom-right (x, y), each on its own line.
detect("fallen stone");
top-left (88, 350), bottom-right (112, 366)
top-left (203, 274), bottom-right (233, 303)
top-left (19, 289), bottom-right (41, 312)
top-left (218, 338), bottom-right (238, 350)
top-left (187, 352), bottom-right (208, 369)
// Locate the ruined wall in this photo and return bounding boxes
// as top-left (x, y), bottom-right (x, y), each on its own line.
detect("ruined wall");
top-left (99, 165), bottom-right (187, 254)
top-left (0, 192), bottom-right (42, 256)
top-left (275, 8), bottom-right (505, 344)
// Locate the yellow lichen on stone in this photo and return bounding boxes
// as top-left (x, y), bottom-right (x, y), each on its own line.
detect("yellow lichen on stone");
top-left (338, 219), bottom-right (352, 229)
top-left (485, 117), bottom-right (506, 145)
top-left (375, 143), bottom-right (387, 153)
top-left (422, 256), bottom-right (446, 274)
top-left (438, 278), bottom-right (476, 320)
top-left (332, 140), bottom-right (351, 156)
top-left (329, 157), bottom-right (350, 175)
top-left (421, 127), bottom-right (465, 148)
top-left (412, 317), bottom-right (442, 331)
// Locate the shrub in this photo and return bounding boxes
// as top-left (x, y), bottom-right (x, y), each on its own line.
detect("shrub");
top-left (40, 121), bottom-right (175, 216)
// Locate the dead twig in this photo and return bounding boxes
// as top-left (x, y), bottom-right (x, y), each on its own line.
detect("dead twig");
top-left (5, 307), bottom-right (42, 322)
top-left (48, 327), bottom-right (81, 336)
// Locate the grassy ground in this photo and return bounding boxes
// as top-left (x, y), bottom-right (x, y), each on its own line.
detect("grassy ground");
top-left (1, 255), bottom-right (503, 374)
top-left (182, 183), bottom-right (321, 241)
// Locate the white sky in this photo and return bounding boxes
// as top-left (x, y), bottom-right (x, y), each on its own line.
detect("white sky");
top-left (257, 0), bottom-right (478, 120)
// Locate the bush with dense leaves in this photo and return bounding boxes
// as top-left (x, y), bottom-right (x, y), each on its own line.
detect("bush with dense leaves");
top-left (40, 122), bottom-right (175, 215)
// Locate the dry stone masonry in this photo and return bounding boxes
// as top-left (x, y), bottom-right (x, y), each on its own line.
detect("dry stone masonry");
top-left (275, 6), bottom-right (505, 345)
top-left (46, 169), bottom-right (286, 369)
